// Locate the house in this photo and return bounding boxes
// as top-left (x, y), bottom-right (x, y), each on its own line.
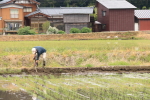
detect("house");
top-left (25, 7), bottom-right (94, 33)
top-left (95, 0), bottom-right (136, 32)
top-left (0, 0), bottom-right (40, 34)
top-left (134, 10), bottom-right (150, 31)
top-left (0, 0), bottom-right (94, 34)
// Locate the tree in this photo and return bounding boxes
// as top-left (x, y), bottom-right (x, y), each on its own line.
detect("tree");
top-left (142, 6), bottom-right (147, 9)
top-left (42, 21), bottom-right (50, 33)
top-left (64, 0), bottom-right (71, 7)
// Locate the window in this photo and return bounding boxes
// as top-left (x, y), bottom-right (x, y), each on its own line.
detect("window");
top-left (102, 24), bottom-right (106, 30)
top-left (102, 11), bottom-right (106, 16)
top-left (31, 23), bottom-right (43, 32)
top-left (10, 9), bottom-right (19, 18)
top-left (5, 22), bottom-right (22, 31)
top-left (24, 7), bottom-right (32, 12)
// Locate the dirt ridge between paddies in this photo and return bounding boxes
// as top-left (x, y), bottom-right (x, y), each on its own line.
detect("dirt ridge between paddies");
top-left (20, 66), bottom-right (150, 75)
top-left (0, 31), bottom-right (138, 41)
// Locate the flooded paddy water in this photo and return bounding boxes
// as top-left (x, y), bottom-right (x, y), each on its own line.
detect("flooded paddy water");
top-left (0, 90), bottom-right (32, 100)
top-left (0, 72), bottom-right (150, 100)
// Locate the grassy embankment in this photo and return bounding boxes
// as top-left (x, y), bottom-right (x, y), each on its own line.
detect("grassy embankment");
top-left (0, 40), bottom-right (150, 72)
top-left (0, 73), bottom-right (150, 100)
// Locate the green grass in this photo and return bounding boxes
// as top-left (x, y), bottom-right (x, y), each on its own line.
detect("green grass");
top-left (109, 61), bottom-right (130, 66)
top-left (0, 40), bottom-right (150, 68)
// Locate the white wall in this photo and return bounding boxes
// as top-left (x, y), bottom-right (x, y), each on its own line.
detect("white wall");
top-left (135, 23), bottom-right (139, 31)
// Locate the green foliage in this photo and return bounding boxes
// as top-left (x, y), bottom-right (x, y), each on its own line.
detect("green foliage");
top-left (109, 61), bottom-right (130, 66)
top-left (142, 6), bottom-right (147, 9)
top-left (86, 64), bottom-right (93, 67)
top-left (42, 21), bottom-right (50, 33)
top-left (81, 27), bottom-right (92, 33)
top-left (47, 26), bottom-right (59, 34)
top-left (90, 7), bottom-right (97, 20)
top-left (70, 28), bottom-right (80, 33)
top-left (37, 0), bottom-right (148, 10)
top-left (58, 30), bottom-right (65, 34)
top-left (17, 26), bottom-right (36, 35)
top-left (37, 0), bottom-right (95, 7)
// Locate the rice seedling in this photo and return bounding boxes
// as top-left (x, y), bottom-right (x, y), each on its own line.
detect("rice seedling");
top-left (0, 73), bottom-right (150, 100)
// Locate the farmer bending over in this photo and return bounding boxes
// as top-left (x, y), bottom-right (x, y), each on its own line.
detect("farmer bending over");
top-left (32, 46), bottom-right (46, 68)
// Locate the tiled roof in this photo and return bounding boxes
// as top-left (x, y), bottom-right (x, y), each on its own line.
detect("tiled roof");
top-left (0, 3), bottom-right (24, 7)
top-left (97, 0), bottom-right (136, 9)
top-left (40, 7), bottom-right (63, 16)
top-left (25, 10), bottom-right (41, 17)
top-left (0, 0), bottom-right (39, 4)
top-left (25, 7), bottom-right (94, 17)
top-left (135, 10), bottom-right (150, 19)
top-left (60, 7), bottom-right (94, 14)
top-left (0, 0), bottom-right (11, 4)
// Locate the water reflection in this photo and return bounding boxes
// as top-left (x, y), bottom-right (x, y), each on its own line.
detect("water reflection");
top-left (0, 91), bottom-right (32, 100)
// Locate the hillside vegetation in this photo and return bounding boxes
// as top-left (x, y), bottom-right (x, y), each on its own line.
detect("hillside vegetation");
top-left (37, 0), bottom-right (149, 9)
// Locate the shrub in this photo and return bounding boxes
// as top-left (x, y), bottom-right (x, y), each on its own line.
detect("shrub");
top-left (42, 21), bottom-right (50, 33)
top-left (81, 27), bottom-right (91, 33)
top-left (58, 30), bottom-right (65, 34)
top-left (17, 26), bottom-right (36, 35)
top-left (86, 64), bottom-right (93, 67)
top-left (70, 28), bottom-right (80, 33)
top-left (46, 26), bottom-right (59, 34)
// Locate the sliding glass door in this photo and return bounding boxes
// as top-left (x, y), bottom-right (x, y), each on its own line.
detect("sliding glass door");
top-left (5, 22), bottom-right (22, 31)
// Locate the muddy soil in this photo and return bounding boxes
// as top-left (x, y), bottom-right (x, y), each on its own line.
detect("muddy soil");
top-left (20, 66), bottom-right (150, 75)
top-left (0, 91), bottom-right (32, 100)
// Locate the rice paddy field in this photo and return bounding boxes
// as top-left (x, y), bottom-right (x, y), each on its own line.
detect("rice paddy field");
top-left (0, 40), bottom-right (150, 68)
top-left (0, 40), bottom-right (150, 100)
top-left (0, 73), bottom-right (150, 100)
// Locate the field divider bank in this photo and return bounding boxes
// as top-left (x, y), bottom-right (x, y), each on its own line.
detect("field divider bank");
top-left (21, 66), bottom-right (150, 75)
top-left (0, 31), bottom-right (139, 41)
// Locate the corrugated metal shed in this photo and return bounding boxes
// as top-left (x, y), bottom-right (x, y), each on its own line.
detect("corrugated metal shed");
top-left (25, 7), bottom-right (94, 17)
top-left (135, 10), bottom-right (150, 19)
top-left (97, 0), bottom-right (136, 9)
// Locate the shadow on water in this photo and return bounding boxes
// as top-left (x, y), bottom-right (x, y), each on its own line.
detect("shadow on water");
top-left (0, 91), bottom-right (33, 100)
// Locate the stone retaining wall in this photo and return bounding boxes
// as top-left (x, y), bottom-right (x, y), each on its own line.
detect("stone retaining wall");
top-left (0, 31), bottom-right (138, 41)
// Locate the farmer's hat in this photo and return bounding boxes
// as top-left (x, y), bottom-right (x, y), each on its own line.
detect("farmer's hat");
top-left (32, 48), bottom-right (36, 54)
